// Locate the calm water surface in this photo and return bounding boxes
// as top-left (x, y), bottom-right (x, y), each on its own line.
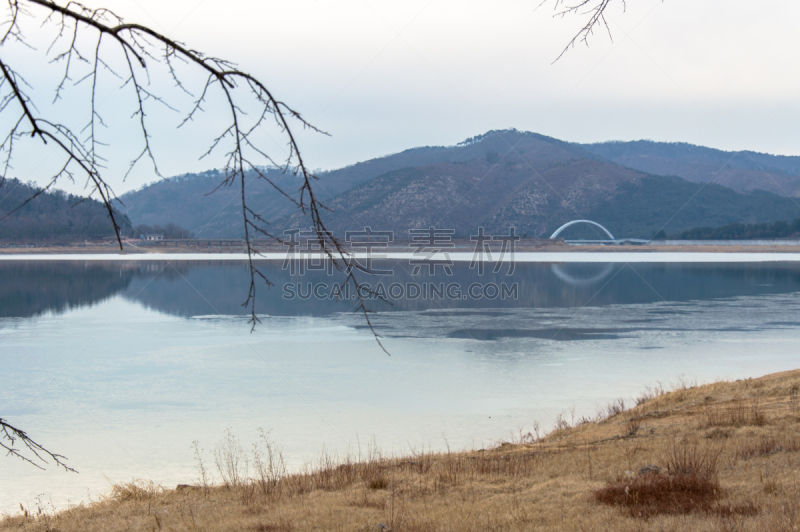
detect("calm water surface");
top-left (2, 257), bottom-right (800, 512)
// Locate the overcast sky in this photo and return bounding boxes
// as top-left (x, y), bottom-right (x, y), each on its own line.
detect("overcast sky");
top-left (5, 0), bottom-right (800, 193)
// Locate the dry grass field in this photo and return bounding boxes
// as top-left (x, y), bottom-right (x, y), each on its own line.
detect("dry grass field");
top-left (5, 369), bottom-right (800, 531)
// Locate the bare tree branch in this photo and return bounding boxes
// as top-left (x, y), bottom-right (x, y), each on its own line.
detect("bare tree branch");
top-left (1, 417), bottom-right (75, 471)
top-left (545, 0), bottom-right (623, 61)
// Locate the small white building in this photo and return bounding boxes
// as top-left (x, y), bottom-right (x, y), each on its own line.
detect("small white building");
top-left (141, 234), bottom-right (164, 241)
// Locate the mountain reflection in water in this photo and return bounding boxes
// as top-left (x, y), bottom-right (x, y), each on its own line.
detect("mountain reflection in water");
top-left (3, 261), bottom-right (800, 320)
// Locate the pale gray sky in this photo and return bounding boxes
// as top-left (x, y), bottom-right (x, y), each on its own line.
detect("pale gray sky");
top-left (5, 0), bottom-right (800, 194)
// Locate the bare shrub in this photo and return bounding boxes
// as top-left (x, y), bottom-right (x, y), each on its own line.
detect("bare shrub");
top-left (192, 440), bottom-right (211, 489)
top-left (603, 398), bottom-right (626, 420)
top-left (594, 472), bottom-right (721, 517)
top-left (252, 429), bottom-right (286, 499)
top-left (674, 374), bottom-right (696, 391)
top-left (553, 413), bottom-right (571, 431)
top-left (664, 439), bottom-right (722, 478)
top-left (595, 439), bottom-right (723, 517)
top-left (214, 429), bottom-right (248, 488)
top-left (635, 383), bottom-right (665, 407)
top-left (625, 419), bottom-right (641, 437)
top-left (507, 426), bottom-right (539, 444)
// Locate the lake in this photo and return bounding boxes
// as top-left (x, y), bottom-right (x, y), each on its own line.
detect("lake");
top-left (2, 254), bottom-right (800, 513)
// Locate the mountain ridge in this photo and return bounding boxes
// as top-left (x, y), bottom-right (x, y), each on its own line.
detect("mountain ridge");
top-left (580, 139), bottom-right (800, 196)
top-left (115, 130), bottom-right (800, 239)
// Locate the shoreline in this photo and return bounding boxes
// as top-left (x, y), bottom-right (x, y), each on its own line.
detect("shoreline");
top-left (4, 250), bottom-right (800, 262)
top-left (4, 368), bottom-right (800, 531)
top-left (5, 241), bottom-right (800, 256)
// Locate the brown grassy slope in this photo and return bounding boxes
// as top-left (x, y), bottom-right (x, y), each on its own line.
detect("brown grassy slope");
top-left (6, 369), bottom-right (800, 532)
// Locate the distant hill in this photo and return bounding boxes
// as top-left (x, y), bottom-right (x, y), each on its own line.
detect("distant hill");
top-left (115, 168), bottom-right (303, 239)
top-left (581, 140), bottom-right (800, 197)
top-left (117, 130), bottom-right (800, 240)
top-left (278, 152), bottom-right (800, 239)
top-left (117, 130), bottom-right (598, 238)
top-left (278, 155), bottom-right (646, 238)
top-left (0, 178), bottom-right (131, 242)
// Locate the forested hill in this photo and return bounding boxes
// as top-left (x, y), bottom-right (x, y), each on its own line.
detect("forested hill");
top-left (117, 130), bottom-right (595, 238)
top-left (117, 130), bottom-right (800, 239)
top-left (277, 161), bottom-right (800, 239)
top-left (115, 169), bottom-right (304, 238)
top-left (581, 140), bottom-right (800, 197)
top-left (0, 178), bottom-right (131, 242)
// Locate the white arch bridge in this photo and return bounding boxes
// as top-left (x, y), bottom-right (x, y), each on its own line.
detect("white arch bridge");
top-left (549, 219), bottom-right (648, 245)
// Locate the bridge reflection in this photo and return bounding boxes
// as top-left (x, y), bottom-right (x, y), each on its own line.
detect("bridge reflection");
top-left (550, 220), bottom-right (648, 245)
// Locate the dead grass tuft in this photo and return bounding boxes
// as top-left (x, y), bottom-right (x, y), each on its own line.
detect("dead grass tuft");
top-left (252, 523), bottom-right (292, 532)
top-left (706, 427), bottom-right (731, 440)
top-left (736, 435), bottom-right (800, 460)
top-left (368, 476), bottom-right (389, 490)
top-left (713, 501), bottom-right (761, 517)
top-left (763, 478), bottom-right (781, 495)
top-left (106, 480), bottom-right (163, 502)
top-left (624, 418), bottom-right (641, 437)
top-left (705, 400), bottom-right (766, 428)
